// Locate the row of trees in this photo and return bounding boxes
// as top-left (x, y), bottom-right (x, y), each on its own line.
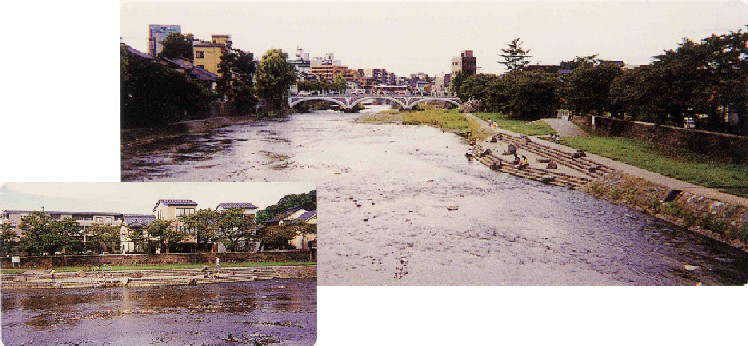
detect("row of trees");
top-left (0, 208), bottom-right (316, 256)
top-left (296, 75), bottom-right (347, 94)
top-left (0, 212), bottom-right (122, 256)
top-left (453, 29), bottom-right (747, 133)
top-left (121, 33), bottom-right (298, 128)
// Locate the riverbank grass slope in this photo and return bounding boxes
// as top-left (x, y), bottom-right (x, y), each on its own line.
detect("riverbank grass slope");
top-left (561, 136), bottom-right (748, 198)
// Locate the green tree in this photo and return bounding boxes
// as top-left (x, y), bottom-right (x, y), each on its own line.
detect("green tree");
top-left (159, 33), bottom-right (195, 61)
top-left (258, 225), bottom-right (297, 250)
top-left (491, 70), bottom-right (560, 119)
top-left (18, 212), bottom-right (83, 256)
top-left (498, 38), bottom-right (532, 71)
top-left (449, 71), bottom-right (469, 99)
top-left (561, 60), bottom-right (622, 116)
top-left (121, 44), bottom-right (215, 128)
top-left (457, 73), bottom-right (500, 103)
top-left (179, 209), bottom-right (219, 246)
top-left (255, 190), bottom-right (317, 224)
top-left (87, 223), bottom-right (122, 254)
top-left (332, 74), bottom-right (347, 93)
top-left (217, 48), bottom-right (257, 115)
top-left (145, 219), bottom-right (186, 253)
top-left (216, 209), bottom-right (256, 252)
top-left (0, 223), bottom-right (18, 256)
top-left (255, 49), bottom-right (297, 114)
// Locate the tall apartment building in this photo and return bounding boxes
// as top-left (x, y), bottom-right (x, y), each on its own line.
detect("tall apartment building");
top-left (451, 50), bottom-right (477, 76)
top-left (193, 34), bottom-right (231, 75)
top-left (148, 24), bottom-right (181, 57)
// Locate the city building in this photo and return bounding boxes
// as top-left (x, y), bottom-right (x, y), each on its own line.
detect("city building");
top-left (147, 24), bottom-right (181, 57)
top-left (193, 34), bottom-right (231, 75)
top-left (451, 50), bottom-right (477, 76)
top-left (288, 47), bottom-right (312, 76)
top-left (216, 202), bottom-right (259, 215)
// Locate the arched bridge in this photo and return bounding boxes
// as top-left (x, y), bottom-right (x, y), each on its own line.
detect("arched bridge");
top-left (289, 94), bottom-right (461, 110)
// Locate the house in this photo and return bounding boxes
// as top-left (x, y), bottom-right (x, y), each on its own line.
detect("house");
top-left (289, 210), bottom-right (317, 250)
top-left (120, 214), bottom-right (156, 253)
top-left (277, 208), bottom-right (310, 226)
top-left (216, 202), bottom-right (259, 215)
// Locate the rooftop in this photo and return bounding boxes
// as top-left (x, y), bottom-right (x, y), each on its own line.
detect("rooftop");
top-left (153, 199), bottom-right (198, 212)
top-left (217, 202), bottom-right (259, 210)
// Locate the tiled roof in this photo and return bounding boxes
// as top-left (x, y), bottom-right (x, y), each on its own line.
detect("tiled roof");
top-left (298, 210), bottom-right (317, 221)
top-left (123, 214), bottom-right (156, 227)
top-left (122, 44), bottom-right (153, 60)
top-left (153, 199), bottom-right (197, 212)
top-left (161, 57), bottom-right (218, 82)
top-left (267, 207), bottom-right (302, 223)
top-left (156, 199), bottom-right (197, 206)
top-left (217, 202), bottom-right (258, 210)
top-left (2, 210), bottom-right (122, 217)
top-left (190, 67), bottom-right (219, 81)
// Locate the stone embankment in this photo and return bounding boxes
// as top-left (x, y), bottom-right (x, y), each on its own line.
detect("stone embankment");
top-left (465, 113), bottom-right (748, 251)
top-left (0, 265), bottom-right (316, 290)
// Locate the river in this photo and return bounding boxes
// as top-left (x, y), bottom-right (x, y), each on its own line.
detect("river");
top-left (122, 106), bottom-right (748, 285)
top-left (1, 278), bottom-right (316, 345)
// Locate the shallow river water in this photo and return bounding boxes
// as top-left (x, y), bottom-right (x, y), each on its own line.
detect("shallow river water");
top-left (1, 278), bottom-right (316, 345)
top-left (123, 107), bottom-right (748, 285)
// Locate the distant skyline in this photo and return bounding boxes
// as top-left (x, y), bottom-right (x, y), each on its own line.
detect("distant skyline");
top-left (0, 183), bottom-right (315, 215)
top-left (121, 1), bottom-right (747, 76)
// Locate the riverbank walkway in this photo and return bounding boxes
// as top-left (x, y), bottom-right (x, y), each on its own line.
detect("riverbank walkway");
top-left (467, 114), bottom-right (748, 208)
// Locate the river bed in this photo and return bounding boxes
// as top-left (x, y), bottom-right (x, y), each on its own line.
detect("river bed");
top-left (1, 278), bottom-right (316, 345)
top-left (122, 106), bottom-right (748, 285)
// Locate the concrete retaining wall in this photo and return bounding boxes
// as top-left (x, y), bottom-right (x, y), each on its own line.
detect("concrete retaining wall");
top-left (0, 251), bottom-right (315, 269)
top-left (571, 115), bottom-right (748, 163)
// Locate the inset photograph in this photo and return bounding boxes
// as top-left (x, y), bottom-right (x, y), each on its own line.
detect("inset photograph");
top-left (0, 182), bottom-right (317, 345)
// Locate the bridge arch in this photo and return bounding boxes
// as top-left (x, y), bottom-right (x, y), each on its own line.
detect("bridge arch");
top-left (289, 97), bottom-right (347, 109)
top-left (349, 96), bottom-right (407, 110)
top-left (406, 98), bottom-right (461, 109)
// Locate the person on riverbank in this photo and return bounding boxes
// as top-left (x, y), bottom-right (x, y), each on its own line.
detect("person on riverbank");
top-left (215, 257), bottom-right (221, 270)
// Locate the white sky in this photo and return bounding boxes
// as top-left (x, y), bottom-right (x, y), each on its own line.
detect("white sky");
top-left (0, 182), bottom-right (315, 215)
top-left (120, 1), bottom-right (747, 75)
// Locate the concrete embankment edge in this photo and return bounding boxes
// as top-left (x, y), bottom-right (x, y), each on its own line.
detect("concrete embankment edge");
top-left (1, 265), bottom-right (316, 289)
top-left (464, 113), bottom-right (748, 251)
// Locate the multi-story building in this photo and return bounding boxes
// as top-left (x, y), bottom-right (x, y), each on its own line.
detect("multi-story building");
top-left (148, 24), bottom-right (181, 57)
top-left (1, 210), bottom-right (124, 237)
top-left (289, 47), bottom-right (311, 76)
top-left (152, 199), bottom-right (198, 242)
top-left (193, 34), bottom-right (231, 75)
top-left (216, 202), bottom-right (259, 216)
top-left (451, 50), bottom-right (477, 76)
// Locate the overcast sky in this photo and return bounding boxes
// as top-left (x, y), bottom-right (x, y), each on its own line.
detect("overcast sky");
top-left (0, 183), bottom-right (315, 215)
top-left (120, 1), bottom-right (747, 75)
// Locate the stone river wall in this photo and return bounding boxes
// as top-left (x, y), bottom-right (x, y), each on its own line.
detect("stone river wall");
top-left (0, 251), bottom-right (315, 269)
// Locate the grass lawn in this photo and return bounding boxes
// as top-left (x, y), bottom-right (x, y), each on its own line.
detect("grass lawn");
top-left (561, 136), bottom-right (748, 198)
top-left (0, 261), bottom-right (316, 274)
top-left (474, 113), bottom-right (557, 136)
top-left (401, 109), bottom-right (469, 134)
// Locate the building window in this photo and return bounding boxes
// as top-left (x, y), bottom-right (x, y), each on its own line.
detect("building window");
top-left (177, 208), bottom-right (194, 217)
top-left (196, 51), bottom-right (205, 59)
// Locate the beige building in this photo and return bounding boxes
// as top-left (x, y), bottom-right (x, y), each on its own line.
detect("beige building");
top-left (193, 34), bottom-right (231, 75)
top-left (152, 199), bottom-right (198, 244)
